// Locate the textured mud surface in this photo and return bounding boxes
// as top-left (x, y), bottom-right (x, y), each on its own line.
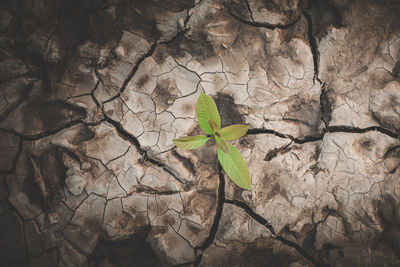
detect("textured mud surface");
top-left (1, 0), bottom-right (400, 266)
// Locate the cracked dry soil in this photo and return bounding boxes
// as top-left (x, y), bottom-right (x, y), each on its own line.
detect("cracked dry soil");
top-left (1, 0), bottom-right (400, 266)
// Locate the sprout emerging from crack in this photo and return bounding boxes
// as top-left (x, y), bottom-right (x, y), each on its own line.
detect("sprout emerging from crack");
top-left (173, 92), bottom-right (251, 190)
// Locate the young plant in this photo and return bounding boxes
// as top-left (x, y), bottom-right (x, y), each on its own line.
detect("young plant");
top-left (173, 92), bottom-right (251, 190)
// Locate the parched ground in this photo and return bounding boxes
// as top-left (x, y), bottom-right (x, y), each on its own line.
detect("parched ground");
top-left (1, 0), bottom-right (400, 266)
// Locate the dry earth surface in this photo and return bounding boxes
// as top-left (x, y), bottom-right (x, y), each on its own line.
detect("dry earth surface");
top-left (1, 0), bottom-right (400, 266)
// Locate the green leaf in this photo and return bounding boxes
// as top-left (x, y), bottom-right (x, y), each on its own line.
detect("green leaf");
top-left (196, 93), bottom-right (221, 134)
top-left (215, 134), bottom-right (230, 154)
top-left (218, 144), bottom-right (251, 190)
top-left (208, 120), bottom-right (219, 134)
top-left (173, 135), bottom-right (210, 150)
top-left (218, 124), bottom-right (249, 140)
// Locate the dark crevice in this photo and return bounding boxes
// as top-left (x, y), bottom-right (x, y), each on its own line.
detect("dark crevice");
top-left (89, 227), bottom-right (160, 267)
top-left (6, 119), bottom-right (101, 145)
top-left (0, 117), bottom-right (103, 143)
top-left (383, 145), bottom-right (400, 159)
top-left (247, 128), bottom-right (323, 144)
top-left (34, 53), bottom-right (52, 97)
top-left (244, 0), bottom-right (254, 21)
top-left (393, 60), bottom-right (400, 78)
top-left (228, 11), bottom-right (301, 29)
top-left (171, 150), bottom-right (196, 175)
top-left (193, 163), bottom-right (225, 267)
top-left (104, 116), bottom-right (185, 185)
top-left (248, 124), bottom-right (400, 144)
top-left (303, 2), bottom-right (334, 130)
top-left (0, 119), bottom-right (83, 141)
top-left (225, 199), bottom-right (329, 267)
top-left (370, 108), bottom-right (400, 137)
top-left (319, 82), bottom-right (332, 127)
top-left (135, 187), bottom-right (180, 195)
top-left (264, 142), bottom-right (292, 161)
top-left (64, 238), bottom-right (90, 257)
top-left (91, 71), bottom-right (102, 107)
top-left (327, 125), bottom-right (399, 139)
top-left (264, 147), bottom-right (283, 161)
top-left (225, 199), bottom-right (275, 235)
top-left (275, 236), bottom-right (329, 267)
top-left (303, 9), bottom-right (319, 79)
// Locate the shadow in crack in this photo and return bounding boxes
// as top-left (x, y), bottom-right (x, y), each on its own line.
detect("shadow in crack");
top-left (374, 194), bottom-right (400, 260)
top-left (89, 228), bottom-right (162, 267)
top-left (215, 94), bottom-right (245, 128)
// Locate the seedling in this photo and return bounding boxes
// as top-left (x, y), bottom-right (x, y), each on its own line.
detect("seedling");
top-left (173, 93), bottom-right (251, 190)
